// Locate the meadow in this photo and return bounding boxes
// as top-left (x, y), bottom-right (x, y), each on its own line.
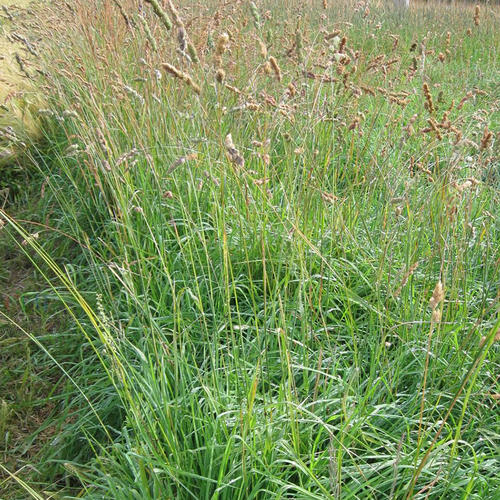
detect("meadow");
top-left (0, 0), bottom-right (499, 498)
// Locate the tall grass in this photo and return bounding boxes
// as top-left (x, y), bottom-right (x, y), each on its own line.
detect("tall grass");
top-left (1, 0), bottom-right (499, 498)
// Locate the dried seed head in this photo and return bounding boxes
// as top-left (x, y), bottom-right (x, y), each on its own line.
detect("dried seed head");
top-left (258, 38), bottom-right (267, 59)
top-left (215, 33), bottom-right (230, 58)
top-left (348, 117), bottom-right (360, 131)
top-left (423, 82), bottom-right (435, 114)
top-left (479, 126), bottom-right (492, 150)
top-left (339, 36), bottom-right (347, 53)
top-left (457, 91), bottom-right (473, 110)
top-left (431, 308), bottom-right (442, 324)
top-left (269, 56), bottom-right (282, 81)
top-left (215, 68), bottom-right (226, 83)
top-left (224, 133), bottom-right (245, 168)
top-left (321, 192), bottom-right (338, 203)
top-left (474, 4), bottom-right (480, 26)
top-left (427, 118), bottom-right (442, 140)
top-left (167, 153), bottom-right (198, 174)
top-left (453, 179), bottom-right (473, 193)
top-left (263, 61), bottom-right (272, 75)
top-left (429, 280), bottom-right (444, 311)
top-left (214, 33), bottom-right (229, 68)
top-left (253, 177), bottom-right (269, 186)
top-left (162, 63), bottom-right (201, 94)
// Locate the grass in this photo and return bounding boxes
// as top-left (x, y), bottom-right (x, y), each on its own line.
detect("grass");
top-left (0, 0), bottom-right (499, 498)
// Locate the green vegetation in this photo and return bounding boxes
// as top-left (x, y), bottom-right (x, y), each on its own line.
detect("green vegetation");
top-left (1, 1), bottom-right (499, 498)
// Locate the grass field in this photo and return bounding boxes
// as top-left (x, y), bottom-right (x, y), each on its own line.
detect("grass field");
top-left (0, 0), bottom-right (499, 498)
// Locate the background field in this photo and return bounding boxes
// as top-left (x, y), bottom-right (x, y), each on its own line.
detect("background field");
top-left (1, 1), bottom-right (499, 498)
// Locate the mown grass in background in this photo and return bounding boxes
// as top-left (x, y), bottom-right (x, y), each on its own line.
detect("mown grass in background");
top-left (1, 0), bottom-right (499, 498)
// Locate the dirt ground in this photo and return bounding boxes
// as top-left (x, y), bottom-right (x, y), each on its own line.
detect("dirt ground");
top-left (1, 0), bottom-right (43, 174)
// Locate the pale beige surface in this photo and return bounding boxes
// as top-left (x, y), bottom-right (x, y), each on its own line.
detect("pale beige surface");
top-left (0, 1), bottom-right (32, 102)
top-left (0, 0), bottom-right (32, 6)
top-left (0, 0), bottom-right (40, 160)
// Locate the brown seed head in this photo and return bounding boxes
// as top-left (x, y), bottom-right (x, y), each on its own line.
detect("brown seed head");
top-left (215, 32), bottom-right (230, 68)
top-left (162, 63), bottom-right (201, 94)
top-left (269, 56), bottom-right (282, 81)
top-left (474, 5), bottom-right (480, 26)
top-left (215, 68), bottom-right (225, 83)
top-left (423, 82), bottom-right (435, 114)
top-left (480, 126), bottom-right (492, 150)
top-left (445, 31), bottom-right (451, 48)
top-left (429, 280), bottom-right (444, 311)
top-left (224, 133), bottom-right (245, 168)
top-left (258, 38), bottom-right (267, 59)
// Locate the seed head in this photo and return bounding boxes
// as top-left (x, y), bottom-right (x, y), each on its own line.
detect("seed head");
top-left (144, 0), bottom-right (172, 30)
top-left (215, 33), bottom-right (230, 68)
top-left (162, 63), bottom-right (201, 94)
top-left (429, 280), bottom-right (444, 311)
top-left (431, 309), bottom-right (442, 323)
top-left (177, 27), bottom-right (187, 52)
top-left (479, 126), bottom-right (492, 150)
top-left (215, 68), bottom-right (225, 83)
top-left (257, 38), bottom-right (267, 59)
top-left (224, 133), bottom-right (245, 168)
top-left (269, 56), bottom-right (282, 81)
top-left (250, 1), bottom-right (260, 27)
top-left (423, 82), bottom-right (435, 114)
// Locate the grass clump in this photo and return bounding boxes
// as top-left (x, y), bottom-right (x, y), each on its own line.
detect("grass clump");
top-left (1, 0), bottom-right (499, 498)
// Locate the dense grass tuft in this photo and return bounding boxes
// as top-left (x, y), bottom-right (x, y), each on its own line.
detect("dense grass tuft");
top-left (1, 0), bottom-right (499, 498)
